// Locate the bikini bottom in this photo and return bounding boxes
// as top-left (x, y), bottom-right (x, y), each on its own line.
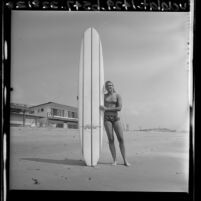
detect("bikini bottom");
top-left (104, 113), bottom-right (120, 123)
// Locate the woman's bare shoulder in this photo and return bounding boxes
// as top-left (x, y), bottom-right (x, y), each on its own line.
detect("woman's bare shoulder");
top-left (115, 93), bottom-right (121, 99)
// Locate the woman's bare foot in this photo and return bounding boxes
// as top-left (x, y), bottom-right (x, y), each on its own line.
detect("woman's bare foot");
top-left (124, 161), bottom-right (131, 166)
top-left (112, 161), bottom-right (117, 166)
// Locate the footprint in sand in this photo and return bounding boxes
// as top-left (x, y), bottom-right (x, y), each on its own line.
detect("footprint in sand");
top-left (176, 172), bottom-right (183, 175)
top-left (88, 177), bottom-right (92, 181)
top-left (61, 176), bottom-right (68, 180)
top-left (32, 178), bottom-right (40, 184)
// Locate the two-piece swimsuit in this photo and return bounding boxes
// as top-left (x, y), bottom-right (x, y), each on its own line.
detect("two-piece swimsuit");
top-left (104, 99), bottom-right (120, 123)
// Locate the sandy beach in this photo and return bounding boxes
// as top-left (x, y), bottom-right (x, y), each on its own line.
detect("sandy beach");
top-left (9, 127), bottom-right (189, 192)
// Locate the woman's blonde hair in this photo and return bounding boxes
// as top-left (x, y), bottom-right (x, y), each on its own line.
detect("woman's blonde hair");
top-left (105, 81), bottom-right (116, 93)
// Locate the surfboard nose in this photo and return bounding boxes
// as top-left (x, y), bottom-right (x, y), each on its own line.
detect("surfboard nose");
top-left (84, 27), bottom-right (98, 35)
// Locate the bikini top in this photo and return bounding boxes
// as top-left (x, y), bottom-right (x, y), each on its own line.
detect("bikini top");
top-left (105, 97), bottom-right (118, 107)
top-left (105, 100), bottom-right (118, 104)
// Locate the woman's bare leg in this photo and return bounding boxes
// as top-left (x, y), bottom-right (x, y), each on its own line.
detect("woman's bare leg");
top-left (104, 121), bottom-right (117, 165)
top-left (113, 120), bottom-right (130, 166)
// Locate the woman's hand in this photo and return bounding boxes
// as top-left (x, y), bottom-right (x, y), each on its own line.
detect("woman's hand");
top-left (100, 105), bottom-right (107, 111)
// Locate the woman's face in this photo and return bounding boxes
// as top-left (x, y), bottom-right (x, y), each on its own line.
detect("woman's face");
top-left (106, 82), bottom-right (114, 93)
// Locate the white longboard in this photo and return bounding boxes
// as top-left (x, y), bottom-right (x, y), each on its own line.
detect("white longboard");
top-left (79, 27), bottom-right (104, 166)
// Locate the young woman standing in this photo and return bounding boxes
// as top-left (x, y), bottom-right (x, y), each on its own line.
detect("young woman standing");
top-left (100, 81), bottom-right (130, 166)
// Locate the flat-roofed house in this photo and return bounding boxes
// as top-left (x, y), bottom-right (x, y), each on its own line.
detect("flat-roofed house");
top-left (29, 102), bottom-right (78, 129)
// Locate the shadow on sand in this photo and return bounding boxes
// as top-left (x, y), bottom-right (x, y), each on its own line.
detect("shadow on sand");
top-left (21, 157), bottom-right (85, 166)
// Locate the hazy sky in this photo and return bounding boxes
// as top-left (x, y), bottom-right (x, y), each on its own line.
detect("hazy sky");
top-left (11, 11), bottom-right (190, 130)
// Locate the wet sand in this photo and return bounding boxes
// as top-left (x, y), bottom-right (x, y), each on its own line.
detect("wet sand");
top-left (9, 127), bottom-right (189, 191)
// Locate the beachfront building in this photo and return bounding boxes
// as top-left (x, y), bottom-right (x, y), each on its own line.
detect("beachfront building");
top-left (10, 102), bottom-right (78, 129)
top-left (29, 102), bottom-right (78, 129)
top-left (10, 103), bottom-right (43, 127)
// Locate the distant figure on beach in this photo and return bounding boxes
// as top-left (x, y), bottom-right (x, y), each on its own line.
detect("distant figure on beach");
top-left (100, 81), bottom-right (130, 166)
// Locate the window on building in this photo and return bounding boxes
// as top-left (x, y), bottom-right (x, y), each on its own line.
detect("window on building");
top-left (68, 111), bottom-right (72, 118)
top-left (41, 108), bottom-right (44, 112)
top-left (73, 124), bottom-right (78, 129)
top-left (56, 123), bottom-right (63, 128)
top-left (52, 108), bottom-right (64, 117)
top-left (68, 111), bottom-right (77, 118)
top-left (52, 108), bottom-right (57, 116)
top-left (64, 110), bottom-right (68, 117)
top-left (72, 112), bottom-right (75, 118)
top-left (68, 124), bottom-right (78, 129)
